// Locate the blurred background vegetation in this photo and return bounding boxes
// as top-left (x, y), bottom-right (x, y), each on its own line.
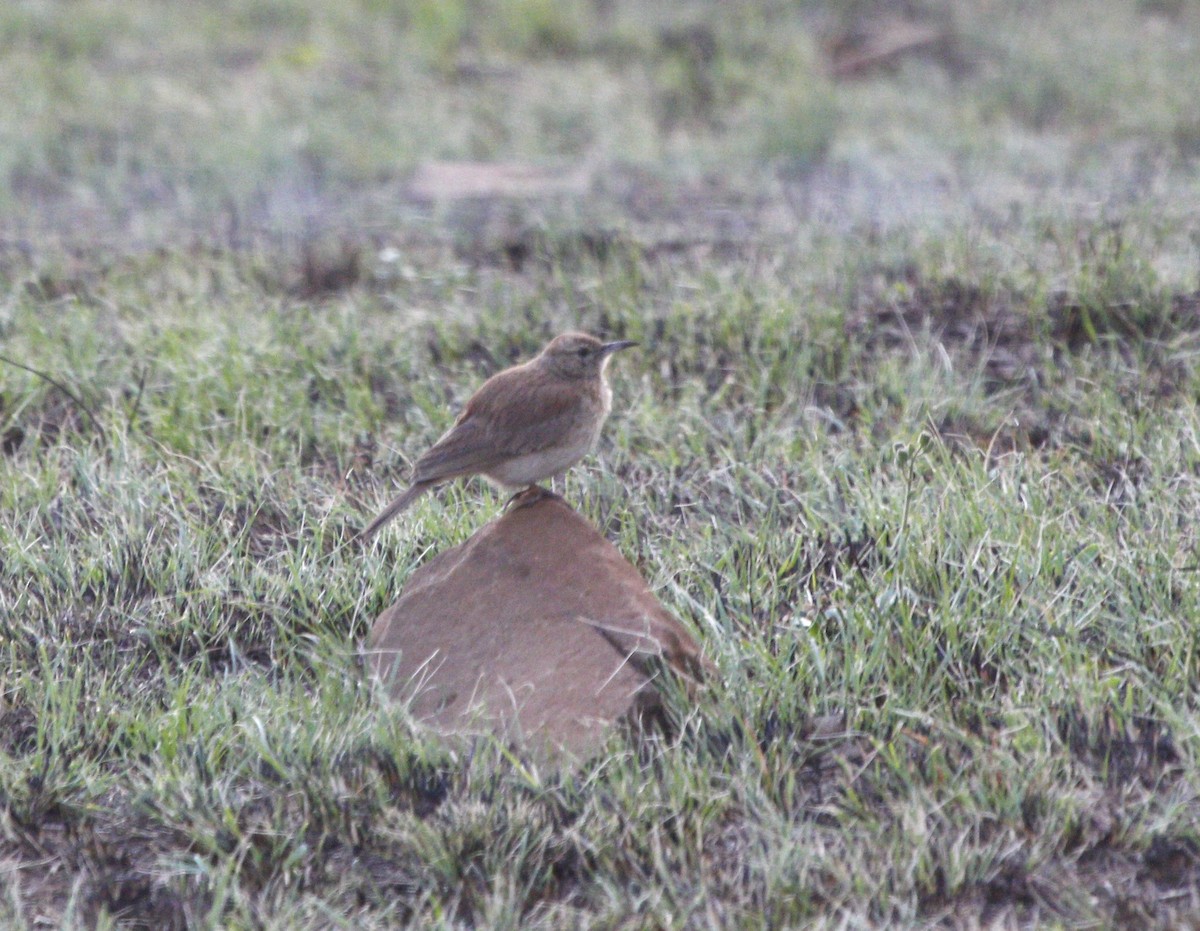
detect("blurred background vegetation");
top-left (3, 0), bottom-right (1198, 254)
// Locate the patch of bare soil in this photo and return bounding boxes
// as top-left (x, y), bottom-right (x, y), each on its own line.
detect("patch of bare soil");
top-left (687, 696), bottom-right (1193, 927)
top-left (0, 743), bottom-right (456, 928)
top-left (850, 268), bottom-right (1200, 450)
top-left (918, 707), bottom-right (1190, 927)
top-left (1, 800), bottom-right (197, 929)
top-left (853, 273), bottom-right (1197, 391)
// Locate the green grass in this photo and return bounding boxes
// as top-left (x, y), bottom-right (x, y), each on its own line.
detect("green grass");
top-left (4, 0), bottom-right (1200, 926)
top-left (4, 214), bottom-right (1200, 926)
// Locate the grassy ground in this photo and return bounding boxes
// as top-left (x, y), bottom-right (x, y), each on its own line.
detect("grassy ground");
top-left (4, 0), bottom-right (1200, 927)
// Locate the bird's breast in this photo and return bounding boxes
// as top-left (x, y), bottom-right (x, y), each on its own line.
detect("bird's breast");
top-left (485, 390), bottom-right (608, 487)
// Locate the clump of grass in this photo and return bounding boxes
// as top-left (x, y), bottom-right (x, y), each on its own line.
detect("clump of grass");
top-left (407, 0), bottom-right (471, 70)
top-left (496, 0), bottom-right (591, 57)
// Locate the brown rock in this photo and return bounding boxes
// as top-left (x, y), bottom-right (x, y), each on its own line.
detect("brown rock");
top-left (408, 160), bottom-right (593, 201)
top-left (365, 489), bottom-right (710, 757)
top-left (826, 16), bottom-right (949, 80)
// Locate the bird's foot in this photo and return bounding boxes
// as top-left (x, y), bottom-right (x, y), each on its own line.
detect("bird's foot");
top-left (506, 484), bottom-right (559, 510)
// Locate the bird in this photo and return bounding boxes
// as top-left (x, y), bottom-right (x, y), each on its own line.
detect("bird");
top-left (360, 331), bottom-right (637, 539)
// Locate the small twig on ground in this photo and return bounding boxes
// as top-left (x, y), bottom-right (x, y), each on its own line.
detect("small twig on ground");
top-left (125, 364), bottom-right (149, 433)
top-left (0, 352), bottom-right (104, 436)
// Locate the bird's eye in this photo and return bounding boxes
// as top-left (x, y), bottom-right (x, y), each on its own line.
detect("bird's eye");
top-left (577, 347), bottom-right (591, 358)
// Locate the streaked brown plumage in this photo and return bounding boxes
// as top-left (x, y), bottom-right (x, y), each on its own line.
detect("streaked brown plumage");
top-left (360, 332), bottom-right (636, 539)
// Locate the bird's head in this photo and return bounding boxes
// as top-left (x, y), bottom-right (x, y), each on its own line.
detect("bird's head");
top-left (538, 332), bottom-right (637, 379)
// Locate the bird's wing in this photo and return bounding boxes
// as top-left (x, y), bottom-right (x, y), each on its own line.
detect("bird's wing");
top-left (412, 368), bottom-right (587, 480)
top-left (467, 368), bottom-right (590, 456)
top-left (410, 417), bottom-right (504, 482)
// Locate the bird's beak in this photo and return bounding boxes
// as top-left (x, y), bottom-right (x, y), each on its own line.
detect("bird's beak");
top-left (600, 339), bottom-right (638, 356)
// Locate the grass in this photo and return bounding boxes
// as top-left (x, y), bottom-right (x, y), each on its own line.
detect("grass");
top-left (4, 216), bottom-right (1200, 927)
top-left (3, 0), bottom-right (1200, 927)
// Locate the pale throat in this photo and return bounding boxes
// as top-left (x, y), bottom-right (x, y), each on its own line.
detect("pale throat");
top-left (598, 360), bottom-right (614, 413)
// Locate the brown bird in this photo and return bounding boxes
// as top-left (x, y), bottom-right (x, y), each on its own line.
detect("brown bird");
top-left (360, 332), bottom-right (637, 539)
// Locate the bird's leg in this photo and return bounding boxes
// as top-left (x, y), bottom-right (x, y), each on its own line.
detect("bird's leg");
top-left (529, 483), bottom-right (556, 502)
top-left (505, 485), bottom-right (541, 508)
top-left (505, 485), bottom-right (556, 510)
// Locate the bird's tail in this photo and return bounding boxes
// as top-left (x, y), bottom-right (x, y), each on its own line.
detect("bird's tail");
top-left (359, 482), bottom-right (431, 540)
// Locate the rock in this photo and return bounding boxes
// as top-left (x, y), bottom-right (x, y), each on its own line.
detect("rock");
top-left (408, 160), bottom-right (594, 201)
top-left (365, 489), bottom-right (710, 757)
